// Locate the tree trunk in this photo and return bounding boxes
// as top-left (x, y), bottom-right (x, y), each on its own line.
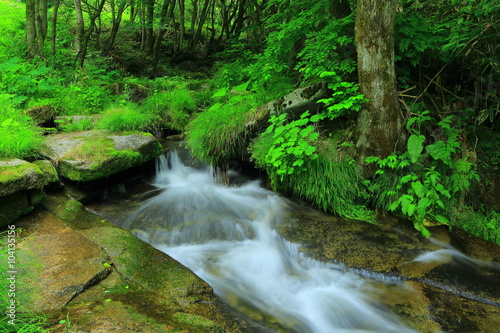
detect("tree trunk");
top-left (144, 0), bottom-right (156, 54)
top-left (355, 0), bottom-right (403, 170)
top-left (177, 0), bottom-right (186, 54)
top-left (151, 0), bottom-right (173, 73)
top-left (76, 0), bottom-right (106, 67)
top-left (73, 0), bottom-right (84, 54)
top-left (35, 0), bottom-right (48, 56)
top-left (104, 0), bottom-right (127, 55)
top-left (26, 0), bottom-right (39, 57)
top-left (50, 0), bottom-right (61, 57)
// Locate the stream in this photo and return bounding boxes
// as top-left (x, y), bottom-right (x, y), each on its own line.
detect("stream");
top-left (86, 150), bottom-right (499, 332)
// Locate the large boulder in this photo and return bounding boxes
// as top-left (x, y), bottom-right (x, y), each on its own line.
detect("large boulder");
top-left (24, 105), bottom-right (56, 127)
top-left (245, 82), bottom-right (329, 132)
top-left (42, 130), bottom-right (162, 182)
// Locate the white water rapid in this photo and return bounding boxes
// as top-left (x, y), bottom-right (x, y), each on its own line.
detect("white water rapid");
top-left (125, 152), bottom-right (416, 333)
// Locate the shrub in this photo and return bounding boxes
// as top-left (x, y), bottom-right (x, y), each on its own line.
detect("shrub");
top-left (251, 128), bottom-right (373, 222)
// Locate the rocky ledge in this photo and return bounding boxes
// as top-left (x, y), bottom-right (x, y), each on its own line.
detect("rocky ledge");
top-left (42, 130), bottom-right (162, 182)
top-left (0, 159), bottom-right (58, 227)
top-left (15, 193), bottom-right (254, 332)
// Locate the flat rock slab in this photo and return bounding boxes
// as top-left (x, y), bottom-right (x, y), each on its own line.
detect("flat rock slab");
top-left (16, 211), bottom-right (112, 313)
top-left (0, 159), bottom-right (48, 197)
top-left (42, 130), bottom-right (162, 181)
top-left (26, 193), bottom-right (254, 332)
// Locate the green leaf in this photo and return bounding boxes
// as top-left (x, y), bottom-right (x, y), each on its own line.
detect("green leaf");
top-left (435, 215), bottom-right (450, 225)
top-left (211, 87), bottom-right (228, 98)
top-left (303, 145), bottom-right (316, 155)
top-left (411, 181), bottom-right (425, 198)
top-left (426, 141), bottom-right (451, 164)
top-left (407, 134), bottom-right (425, 163)
top-left (208, 102), bottom-right (222, 111)
top-left (400, 174), bottom-right (417, 184)
top-left (299, 126), bottom-right (314, 138)
top-left (310, 114), bottom-right (324, 122)
top-left (417, 197), bottom-right (431, 211)
top-left (407, 204), bottom-right (417, 217)
top-left (233, 81), bottom-right (250, 92)
top-left (1, 118), bottom-right (13, 127)
top-left (308, 132), bottom-right (319, 141)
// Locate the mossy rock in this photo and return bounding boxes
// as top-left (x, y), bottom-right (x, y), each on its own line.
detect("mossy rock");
top-left (0, 191), bottom-right (32, 227)
top-left (42, 130), bottom-right (162, 182)
top-left (0, 159), bottom-right (47, 197)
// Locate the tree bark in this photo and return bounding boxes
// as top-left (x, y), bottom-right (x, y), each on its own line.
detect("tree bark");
top-left (26, 0), bottom-right (39, 57)
top-left (73, 0), bottom-right (84, 54)
top-left (104, 0), bottom-right (128, 55)
top-left (355, 0), bottom-right (403, 169)
top-left (50, 0), bottom-right (61, 57)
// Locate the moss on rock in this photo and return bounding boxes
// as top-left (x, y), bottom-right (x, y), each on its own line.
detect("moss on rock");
top-left (43, 130), bottom-right (162, 182)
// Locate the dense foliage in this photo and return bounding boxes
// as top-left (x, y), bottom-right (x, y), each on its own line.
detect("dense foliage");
top-left (0, 0), bottom-right (498, 242)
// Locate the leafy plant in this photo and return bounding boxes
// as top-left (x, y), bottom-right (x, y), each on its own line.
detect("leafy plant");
top-left (253, 111), bottom-right (321, 177)
top-left (367, 111), bottom-right (480, 236)
top-left (317, 71), bottom-right (368, 120)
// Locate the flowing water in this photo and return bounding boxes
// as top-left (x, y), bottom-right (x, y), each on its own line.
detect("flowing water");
top-left (112, 151), bottom-right (417, 333)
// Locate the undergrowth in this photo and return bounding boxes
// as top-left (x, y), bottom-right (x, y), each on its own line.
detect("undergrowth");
top-left (96, 104), bottom-right (158, 133)
top-left (0, 96), bottom-right (44, 159)
top-left (187, 93), bottom-right (255, 166)
top-left (279, 155), bottom-right (374, 222)
top-left (0, 232), bottom-right (48, 332)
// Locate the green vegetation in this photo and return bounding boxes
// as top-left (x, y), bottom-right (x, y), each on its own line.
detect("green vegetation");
top-left (187, 90), bottom-right (256, 166)
top-left (96, 104), bottom-right (158, 133)
top-left (0, 96), bottom-right (44, 160)
top-left (252, 111), bottom-right (321, 177)
top-left (0, 0), bottom-right (497, 244)
top-left (367, 110), bottom-right (480, 236)
top-left (0, 232), bottom-right (48, 332)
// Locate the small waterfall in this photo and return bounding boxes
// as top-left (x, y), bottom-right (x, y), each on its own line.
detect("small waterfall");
top-left (124, 152), bottom-right (416, 332)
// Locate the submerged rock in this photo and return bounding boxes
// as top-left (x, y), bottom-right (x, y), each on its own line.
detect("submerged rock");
top-left (42, 130), bottom-right (162, 182)
top-left (278, 207), bottom-right (500, 332)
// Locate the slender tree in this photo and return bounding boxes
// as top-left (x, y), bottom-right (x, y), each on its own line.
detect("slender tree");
top-left (26, 0), bottom-right (38, 56)
top-left (50, 0), bottom-right (61, 57)
top-left (74, 0), bottom-right (85, 54)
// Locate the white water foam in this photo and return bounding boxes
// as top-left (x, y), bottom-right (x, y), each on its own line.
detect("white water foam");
top-left (127, 152), bottom-right (416, 332)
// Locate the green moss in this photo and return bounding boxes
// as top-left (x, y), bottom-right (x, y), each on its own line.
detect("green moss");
top-left (0, 163), bottom-right (42, 183)
top-left (173, 312), bottom-right (223, 331)
top-left (58, 135), bottom-right (161, 182)
top-left (32, 160), bottom-right (59, 184)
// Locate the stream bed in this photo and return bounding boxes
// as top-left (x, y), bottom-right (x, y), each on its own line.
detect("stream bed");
top-left (87, 150), bottom-right (500, 332)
